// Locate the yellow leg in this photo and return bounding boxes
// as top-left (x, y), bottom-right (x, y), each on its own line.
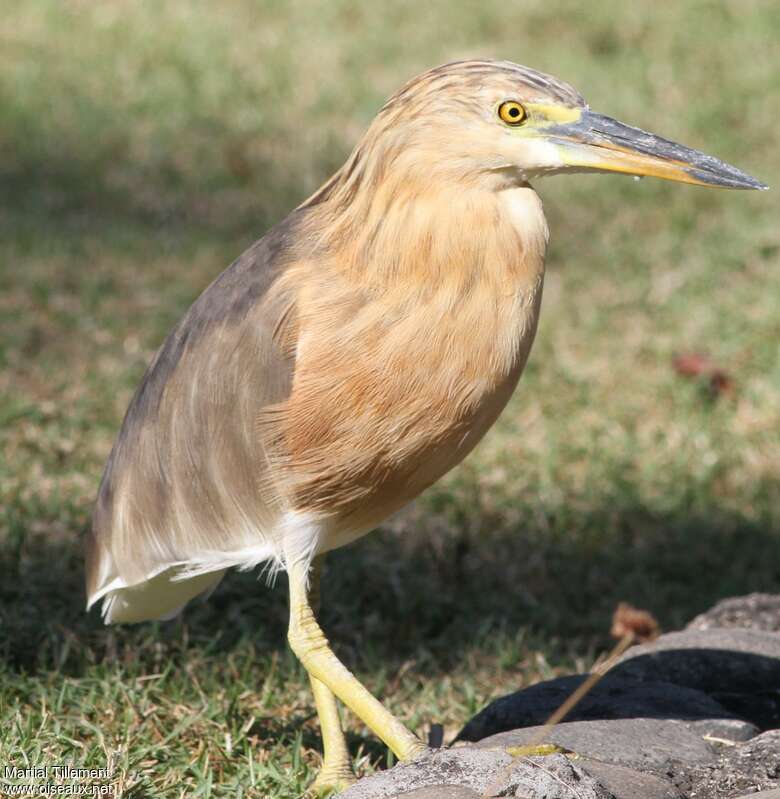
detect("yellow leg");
top-left (308, 677), bottom-right (354, 794)
top-left (307, 557), bottom-right (355, 795)
top-left (287, 558), bottom-right (428, 768)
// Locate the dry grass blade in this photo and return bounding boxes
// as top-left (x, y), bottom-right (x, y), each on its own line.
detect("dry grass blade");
top-left (509, 604), bottom-right (660, 753)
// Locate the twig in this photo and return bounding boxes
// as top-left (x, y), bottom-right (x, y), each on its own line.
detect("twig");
top-left (520, 632), bottom-right (635, 751)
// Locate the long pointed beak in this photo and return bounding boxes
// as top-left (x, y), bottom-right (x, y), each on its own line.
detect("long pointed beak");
top-left (549, 110), bottom-right (767, 190)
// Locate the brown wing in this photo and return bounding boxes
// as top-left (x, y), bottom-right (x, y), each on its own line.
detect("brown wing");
top-left (86, 210), bottom-right (305, 620)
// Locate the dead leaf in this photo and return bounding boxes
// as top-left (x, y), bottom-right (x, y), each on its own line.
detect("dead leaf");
top-left (611, 602), bottom-right (660, 644)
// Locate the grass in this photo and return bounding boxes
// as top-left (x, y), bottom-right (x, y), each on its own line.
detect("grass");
top-left (1, 0), bottom-right (779, 796)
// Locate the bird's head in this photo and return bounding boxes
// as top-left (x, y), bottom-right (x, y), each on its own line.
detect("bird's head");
top-left (366, 59), bottom-right (766, 192)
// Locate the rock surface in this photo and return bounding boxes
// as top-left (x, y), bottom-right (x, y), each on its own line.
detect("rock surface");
top-left (336, 594), bottom-right (780, 799)
top-left (580, 760), bottom-right (683, 799)
top-left (667, 730), bottom-right (780, 798)
top-left (392, 787), bottom-right (478, 799)
top-left (337, 750), bottom-right (617, 799)
top-left (687, 594), bottom-right (780, 633)
top-left (473, 718), bottom-right (715, 770)
top-left (336, 748), bottom-right (510, 799)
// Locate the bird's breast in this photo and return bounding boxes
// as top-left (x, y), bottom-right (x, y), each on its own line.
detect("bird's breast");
top-left (274, 186), bottom-right (547, 540)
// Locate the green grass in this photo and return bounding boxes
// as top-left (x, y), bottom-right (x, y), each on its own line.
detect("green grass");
top-left (1, 1), bottom-right (779, 796)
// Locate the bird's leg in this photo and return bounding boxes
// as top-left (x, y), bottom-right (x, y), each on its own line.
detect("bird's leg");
top-left (306, 555), bottom-right (355, 794)
top-left (287, 559), bottom-right (428, 767)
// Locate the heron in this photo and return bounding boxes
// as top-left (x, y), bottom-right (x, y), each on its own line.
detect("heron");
top-left (85, 60), bottom-right (765, 794)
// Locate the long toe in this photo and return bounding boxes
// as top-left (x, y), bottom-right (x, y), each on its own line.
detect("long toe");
top-left (399, 740), bottom-right (432, 763)
top-left (307, 766), bottom-right (356, 798)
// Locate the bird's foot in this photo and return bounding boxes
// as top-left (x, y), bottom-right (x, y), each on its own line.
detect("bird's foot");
top-left (306, 763), bottom-right (356, 798)
top-left (404, 740), bottom-right (432, 760)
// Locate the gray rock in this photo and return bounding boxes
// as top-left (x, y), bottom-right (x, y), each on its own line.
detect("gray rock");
top-left (612, 629), bottom-right (780, 729)
top-left (457, 674), bottom-right (747, 743)
top-left (579, 760), bottom-right (683, 799)
top-left (335, 749), bottom-right (614, 799)
top-left (473, 718), bottom-right (715, 771)
top-left (687, 594), bottom-right (780, 633)
top-left (684, 717), bottom-right (759, 743)
top-left (391, 788), bottom-right (478, 799)
top-left (494, 753), bottom-right (614, 799)
top-left (667, 729), bottom-right (780, 798)
top-left (336, 748), bottom-right (512, 799)
top-left (340, 601), bottom-right (780, 799)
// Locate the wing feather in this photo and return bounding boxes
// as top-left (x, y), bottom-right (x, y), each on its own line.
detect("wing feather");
top-left (86, 210), bottom-right (306, 620)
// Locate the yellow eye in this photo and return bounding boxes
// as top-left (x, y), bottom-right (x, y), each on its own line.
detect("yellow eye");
top-left (498, 101), bottom-right (527, 125)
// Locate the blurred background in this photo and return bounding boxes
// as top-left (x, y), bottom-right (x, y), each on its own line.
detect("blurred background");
top-left (1, 1), bottom-right (778, 796)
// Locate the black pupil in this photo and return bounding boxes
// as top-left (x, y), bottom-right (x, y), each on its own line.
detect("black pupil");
top-left (509, 107), bottom-right (520, 117)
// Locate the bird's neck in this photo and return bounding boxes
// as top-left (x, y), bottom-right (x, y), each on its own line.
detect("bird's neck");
top-left (309, 171), bottom-right (549, 300)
